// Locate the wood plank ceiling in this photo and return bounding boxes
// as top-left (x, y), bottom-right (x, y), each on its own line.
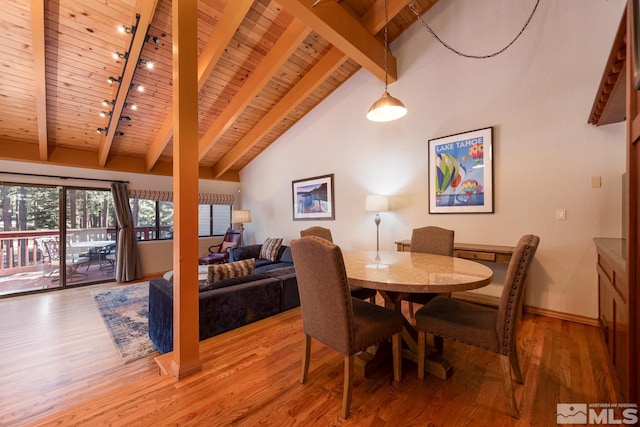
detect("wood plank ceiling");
top-left (0, 0), bottom-right (440, 182)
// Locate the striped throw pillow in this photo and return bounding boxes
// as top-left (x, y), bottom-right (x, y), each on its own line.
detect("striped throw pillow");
top-left (259, 237), bottom-right (283, 261)
top-left (207, 258), bottom-right (255, 286)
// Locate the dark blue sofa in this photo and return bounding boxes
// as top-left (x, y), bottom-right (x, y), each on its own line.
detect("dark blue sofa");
top-left (229, 244), bottom-right (294, 272)
top-left (148, 266), bottom-right (298, 354)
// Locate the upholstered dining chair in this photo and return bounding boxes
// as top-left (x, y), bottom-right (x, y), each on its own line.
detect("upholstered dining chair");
top-left (406, 226), bottom-right (455, 317)
top-left (198, 228), bottom-right (242, 265)
top-left (290, 236), bottom-right (404, 419)
top-left (300, 225), bottom-right (333, 242)
top-left (414, 234), bottom-right (540, 418)
top-left (300, 226), bottom-right (377, 303)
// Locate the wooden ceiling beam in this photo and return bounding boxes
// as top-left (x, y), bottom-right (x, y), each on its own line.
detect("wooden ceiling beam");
top-left (144, 0), bottom-right (253, 172)
top-left (98, 0), bottom-right (159, 167)
top-left (0, 141), bottom-right (239, 182)
top-left (211, 46), bottom-right (347, 178)
top-left (30, 0), bottom-right (48, 161)
top-left (277, 0), bottom-right (396, 83)
top-left (198, 17), bottom-right (311, 159)
top-left (362, 0), bottom-right (412, 35)
top-left (210, 0), bottom-right (403, 175)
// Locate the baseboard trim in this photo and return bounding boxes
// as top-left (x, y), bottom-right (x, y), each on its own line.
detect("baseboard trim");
top-left (524, 306), bottom-right (599, 327)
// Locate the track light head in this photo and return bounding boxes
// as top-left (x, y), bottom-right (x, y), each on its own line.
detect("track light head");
top-left (107, 76), bottom-right (121, 84)
top-left (112, 51), bottom-right (128, 61)
top-left (101, 99), bottom-right (114, 107)
top-left (146, 35), bottom-right (161, 45)
top-left (99, 111), bottom-right (111, 118)
top-left (139, 59), bottom-right (154, 70)
top-left (118, 24), bottom-right (136, 34)
top-left (114, 131), bottom-right (125, 137)
top-left (120, 115), bottom-right (131, 121)
top-left (96, 127), bottom-right (108, 134)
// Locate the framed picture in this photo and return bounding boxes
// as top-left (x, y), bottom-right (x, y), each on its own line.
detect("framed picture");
top-left (292, 174), bottom-right (335, 220)
top-left (428, 127), bottom-right (494, 214)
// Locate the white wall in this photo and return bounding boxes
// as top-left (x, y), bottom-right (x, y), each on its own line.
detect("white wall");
top-left (239, 0), bottom-right (627, 318)
top-left (0, 160), bottom-right (241, 275)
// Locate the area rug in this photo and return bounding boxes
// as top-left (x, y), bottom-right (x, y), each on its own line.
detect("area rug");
top-left (92, 282), bottom-right (158, 363)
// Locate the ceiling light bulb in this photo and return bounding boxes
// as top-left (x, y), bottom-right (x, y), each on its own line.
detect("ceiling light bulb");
top-left (136, 85), bottom-right (144, 92)
top-left (130, 104), bottom-right (137, 111)
top-left (145, 61), bottom-right (153, 70)
top-left (107, 76), bottom-right (120, 84)
top-left (101, 99), bottom-right (111, 107)
top-left (99, 111), bottom-right (111, 118)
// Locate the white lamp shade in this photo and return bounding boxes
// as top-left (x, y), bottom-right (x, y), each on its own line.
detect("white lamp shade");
top-left (365, 195), bottom-right (389, 212)
top-left (232, 210), bottom-right (252, 224)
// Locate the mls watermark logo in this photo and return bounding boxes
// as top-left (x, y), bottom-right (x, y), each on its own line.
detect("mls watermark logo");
top-left (557, 404), bottom-right (587, 424)
top-left (557, 403), bottom-right (639, 424)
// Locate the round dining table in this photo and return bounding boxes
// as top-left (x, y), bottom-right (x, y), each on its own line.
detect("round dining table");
top-left (342, 250), bottom-right (494, 380)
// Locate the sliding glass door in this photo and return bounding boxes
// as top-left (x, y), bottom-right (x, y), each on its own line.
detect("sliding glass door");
top-left (0, 183), bottom-right (116, 296)
top-left (64, 188), bottom-right (117, 286)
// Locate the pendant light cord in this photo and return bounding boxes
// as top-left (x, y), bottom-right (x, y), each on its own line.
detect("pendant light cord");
top-left (407, 0), bottom-right (540, 59)
top-left (383, 0), bottom-right (389, 90)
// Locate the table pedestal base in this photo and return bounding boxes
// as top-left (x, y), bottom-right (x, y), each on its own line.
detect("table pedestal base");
top-left (355, 290), bottom-right (454, 380)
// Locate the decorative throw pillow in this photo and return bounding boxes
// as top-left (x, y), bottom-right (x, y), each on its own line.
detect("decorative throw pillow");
top-left (259, 237), bottom-right (283, 261)
top-left (207, 258), bottom-right (255, 286)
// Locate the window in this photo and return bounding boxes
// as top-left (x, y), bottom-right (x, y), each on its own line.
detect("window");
top-left (129, 197), bottom-right (231, 241)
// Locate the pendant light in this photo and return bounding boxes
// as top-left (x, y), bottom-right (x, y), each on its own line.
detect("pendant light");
top-left (367, 0), bottom-right (407, 122)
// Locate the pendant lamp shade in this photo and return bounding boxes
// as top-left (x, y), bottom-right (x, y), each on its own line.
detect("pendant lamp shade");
top-left (366, 0), bottom-right (407, 123)
top-left (366, 91), bottom-right (408, 122)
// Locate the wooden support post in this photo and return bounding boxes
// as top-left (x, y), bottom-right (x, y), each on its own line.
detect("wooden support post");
top-left (170, 0), bottom-right (202, 379)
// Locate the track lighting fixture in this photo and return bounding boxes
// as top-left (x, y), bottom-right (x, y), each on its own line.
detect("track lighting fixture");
top-left (114, 131), bottom-right (125, 137)
top-left (96, 127), bottom-right (108, 134)
top-left (129, 103), bottom-right (137, 111)
top-left (139, 59), bottom-right (154, 70)
top-left (145, 35), bottom-right (161, 45)
top-left (107, 76), bottom-right (121, 84)
top-left (112, 51), bottom-right (128, 60)
top-left (101, 99), bottom-right (114, 107)
top-left (99, 111), bottom-right (111, 118)
top-left (118, 24), bottom-right (135, 34)
top-left (120, 116), bottom-right (131, 121)
top-left (132, 84), bottom-right (144, 93)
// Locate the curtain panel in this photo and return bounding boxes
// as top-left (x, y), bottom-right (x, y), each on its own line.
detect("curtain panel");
top-left (129, 189), bottom-right (234, 205)
top-left (111, 182), bottom-right (144, 282)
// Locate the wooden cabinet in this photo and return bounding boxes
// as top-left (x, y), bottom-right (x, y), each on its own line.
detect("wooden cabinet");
top-left (594, 238), bottom-right (628, 394)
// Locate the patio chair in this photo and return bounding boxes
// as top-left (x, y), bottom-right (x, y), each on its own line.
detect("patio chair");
top-left (42, 239), bottom-right (90, 281)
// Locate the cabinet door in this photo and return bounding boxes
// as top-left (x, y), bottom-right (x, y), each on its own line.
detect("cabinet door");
top-left (599, 276), bottom-right (615, 356)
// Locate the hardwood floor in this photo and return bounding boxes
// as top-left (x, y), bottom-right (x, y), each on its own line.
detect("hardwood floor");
top-left (0, 283), bottom-right (624, 426)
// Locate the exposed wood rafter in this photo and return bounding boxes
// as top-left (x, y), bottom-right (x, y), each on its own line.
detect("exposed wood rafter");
top-left (211, 46), bottom-right (347, 178)
top-left (277, 0), bottom-right (397, 83)
top-left (98, 0), bottom-right (159, 167)
top-left (197, 17), bottom-right (311, 159)
top-left (30, 0), bottom-right (48, 161)
top-left (144, 0), bottom-right (253, 172)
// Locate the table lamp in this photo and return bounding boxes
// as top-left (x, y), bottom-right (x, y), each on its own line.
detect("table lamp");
top-left (365, 195), bottom-right (389, 253)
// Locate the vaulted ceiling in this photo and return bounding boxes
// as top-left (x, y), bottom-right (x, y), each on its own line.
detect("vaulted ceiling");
top-left (1, 0), bottom-right (439, 182)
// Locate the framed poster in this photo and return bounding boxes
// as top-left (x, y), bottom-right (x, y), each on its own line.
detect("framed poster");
top-left (292, 174), bottom-right (335, 220)
top-left (428, 127), bottom-right (494, 214)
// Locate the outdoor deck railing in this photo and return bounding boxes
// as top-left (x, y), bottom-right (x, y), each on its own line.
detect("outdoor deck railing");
top-left (0, 226), bottom-right (169, 275)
